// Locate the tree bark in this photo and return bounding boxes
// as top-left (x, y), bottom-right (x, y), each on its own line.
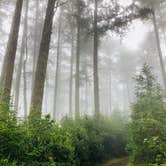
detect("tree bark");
top-left (30, 0), bottom-right (57, 117)
top-left (108, 72), bottom-right (112, 114)
top-left (14, 0), bottom-right (29, 112)
top-left (0, 0), bottom-right (23, 106)
top-left (75, 0), bottom-right (81, 118)
top-left (23, 37), bottom-right (28, 118)
top-left (32, 0), bottom-right (40, 89)
top-left (53, 13), bottom-right (62, 120)
top-left (158, 9), bottom-right (166, 47)
top-left (152, 6), bottom-right (166, 89)
top-left (69, 29), bottom-right (75, 118)
top-left (93, 0), bottom-right (100, 117)
top-left (44, 77), bottom-right (49, 115)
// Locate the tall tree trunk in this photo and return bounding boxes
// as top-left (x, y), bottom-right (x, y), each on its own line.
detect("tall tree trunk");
top-left (158, 10), bottom-right (166, 46)
top-left (53, 14), bottom-right (62, 120)
top-left (75, 0), bottom-right (81, 118)
top-left (85, 78), bottom-right (89, 114)
top-left (69, 30), bottom-right (75, 117)
top-left (108, 72), bottom-right (112, 114)
top-left (32, 0), bottom-right (40, 88)
top-left (44, 77), bottom-right (49, 115)
top-left (93, 0), bottom-right (100, 116)
top-left (30, 0), bottom-right (57, 117)
top-left (14, 0), bottom-right (29, 112)
top-left (23, 37), bottom-right (28, 118)
top-left (126, 82), bottom-right (131, 104)
top-left (0, 0), bottom-right (23, 106)
top-left (152, 6), bottom-right (166, 89)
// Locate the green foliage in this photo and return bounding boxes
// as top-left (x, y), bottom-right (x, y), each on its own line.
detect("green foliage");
top-left (62, 114), bottom-right (128, 166)
top-left (0, 103), bottom-right (74, 166)
top-left (0, 97), bottom-right (129, 166)
top-left (128, 64), bottom-right (166, 165)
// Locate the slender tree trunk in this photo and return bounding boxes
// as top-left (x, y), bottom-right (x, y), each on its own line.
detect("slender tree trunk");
top-left (126, 82), bottom-right (131, 104)
top-left (0, 0), bottom-right (23, 105)
top-left (23, 37), bottom-right (28, 118)
top-left (75, 0), bottom-right (81, 118)
top-left (14, 0), bottom-right (29, 112)
top-left (32, 0), bottom-right (40, 88)
top-left (152, 6), bottom-right (166, 89)
top-left (53, 14), bottom-right (62, 120)
top-left (45, 77), bottom-right (49, 115)
top-left (85, 78), bottom-right (88, 114)
top-left (108, 72), bottom-right (112, 114)
top-left (93, 0), bottom-right (100, 116)
top-left (158, 9), bottom-right (166, 45)
top-left (30, 0), bottom-right (57, 117)
top-left (69, 30), bottom-right (75, 117)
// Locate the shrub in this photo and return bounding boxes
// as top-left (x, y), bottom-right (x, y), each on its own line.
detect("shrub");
top-left (128, 64), bottom-right (166, 165)
top-left (62, 115), bottom-right (128, 166)
top-left (0, 103), bottom-right (74, 166)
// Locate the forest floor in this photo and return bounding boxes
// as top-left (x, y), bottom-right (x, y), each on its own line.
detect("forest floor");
top-left (101, 158), bottom-right (128, 166)
top-left (111, 159), bottom-right (128, 166)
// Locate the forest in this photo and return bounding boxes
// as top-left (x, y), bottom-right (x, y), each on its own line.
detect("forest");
top-left (0, 0), bottom-right (166, 165)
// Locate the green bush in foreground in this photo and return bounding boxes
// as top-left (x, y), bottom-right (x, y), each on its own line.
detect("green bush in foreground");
top-left (127, 64), bottom-right (166, 165)
top-left (62, 115), bottom-right (128, 166)
top-left (0, 94), bottom-right (128, 166)
top-left (0, 103), bottom-right (74, 166)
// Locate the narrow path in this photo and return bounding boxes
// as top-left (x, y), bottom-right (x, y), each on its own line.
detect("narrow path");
top-left (111, 159), bottom-right (128, 166)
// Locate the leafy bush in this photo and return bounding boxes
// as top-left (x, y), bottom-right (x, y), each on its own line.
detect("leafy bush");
top-left (62, 115), bottom-right (128, 166)
top-left (127, 64), bottom-right (166, 165)
top-left (0, 93), bottom-right (128, 166)
top-left (0, 103), bottom-right (74, 166)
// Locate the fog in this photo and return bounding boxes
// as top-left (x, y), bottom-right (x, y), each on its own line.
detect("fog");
top-left (0, 0), bottom-right (166, 120)
top-left (0, 0), bottom-right (166, 165)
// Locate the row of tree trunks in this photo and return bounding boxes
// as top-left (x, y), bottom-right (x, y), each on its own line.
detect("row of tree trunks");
top-left (0, 0), bottom-right (104, 119)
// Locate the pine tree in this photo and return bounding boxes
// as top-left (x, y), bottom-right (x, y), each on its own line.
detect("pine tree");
top-left (30, 0), bottom-right (57, 117)
top-left (0, 0), bottom-right (23, 106)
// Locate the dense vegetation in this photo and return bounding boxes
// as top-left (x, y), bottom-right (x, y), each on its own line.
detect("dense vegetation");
top-left (0, 65), bottom-right (166, 165)
top-left (0, 0), bottom-right (166, 165)
top-left (0, 102), bottom-right (128, 166)
top-left (127, 65), bottom-right (166, 165)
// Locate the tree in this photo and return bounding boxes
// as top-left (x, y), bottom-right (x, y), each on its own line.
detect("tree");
top-left (53, 11), bottom-right (62, 120)
top-left (23, 36), bottom-right (28, 118)
top-left (135, 0), bottom-right (166, 89)
top-left (67, 1), bottom-right (76, 118)
top-left (30, 0), bottom-right (57, 117)
top-left (93, 0), bottom-right (100, 117)
top-left (0, 0), bottom-right (23, 106)
top-left (69, 29), bottom-right (75, 118)
top-left (75, 0), bottom-right (82, 118)
top-left (128, 64), bottom-right (166, 164)
top-left (152, 6), bottom-right (166, 89)
top-left (14, 0), bottom-right (29, 113)
top-left (32, 0), bottom-right (42, 89)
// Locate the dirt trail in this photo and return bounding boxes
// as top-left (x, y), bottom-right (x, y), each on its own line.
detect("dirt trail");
top-left (111, 159), bottom-right (128, 166)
